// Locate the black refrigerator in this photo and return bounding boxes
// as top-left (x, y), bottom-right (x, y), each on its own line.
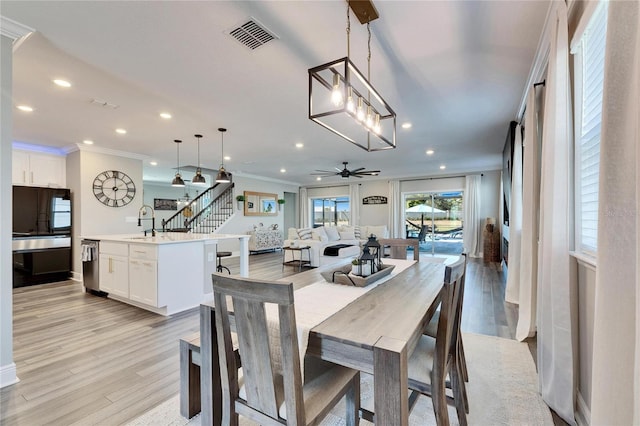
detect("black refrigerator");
top-left (13, 186), bottom-right (72, 287)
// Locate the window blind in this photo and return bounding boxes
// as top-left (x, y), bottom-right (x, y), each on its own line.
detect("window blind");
top-left (576, 1), bottom-right (607, 254)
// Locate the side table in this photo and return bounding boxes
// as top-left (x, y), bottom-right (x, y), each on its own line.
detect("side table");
top-left (282, 245), bottom-right (311, 272)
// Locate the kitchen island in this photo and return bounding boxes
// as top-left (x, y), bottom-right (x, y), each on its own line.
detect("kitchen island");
top-left (82, 232), bottom-right (249, 315)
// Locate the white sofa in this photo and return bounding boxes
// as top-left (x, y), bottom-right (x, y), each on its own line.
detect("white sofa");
top-left (284, 225), bottom-right (389, 267)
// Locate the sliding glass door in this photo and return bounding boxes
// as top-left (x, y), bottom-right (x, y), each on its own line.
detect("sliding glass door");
top-left (405, 191), bottom-right (464, 255)
top-left (312, 197), bottom-right (350, 227)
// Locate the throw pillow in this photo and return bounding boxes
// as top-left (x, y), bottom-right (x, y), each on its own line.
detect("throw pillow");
top-left (353, 226), bottom-right (362, 239)
top-left (366, 225), bottom-right (389, 239)
top-left (339, 231), bottom-right (356, 240)
top-left (297, 227), bottom-right (313, 240)
top-left (324, 226), bottom-right (341, 241)
top-left (287, 227), bottom-right (299, 240)
top-left (312, 226), bottom-right (329, 241)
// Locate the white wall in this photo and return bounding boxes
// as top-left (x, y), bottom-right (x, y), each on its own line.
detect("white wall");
top-left (142, 182), bottom-right (195, 225)
top-left (68, 149), bottom-right (143, 274)
top-left (302, 172), bottom-right (501, 250)
top-left (1, 34), bottom-right (17, 387)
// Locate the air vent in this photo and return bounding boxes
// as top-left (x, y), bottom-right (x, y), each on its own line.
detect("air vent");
top-left (227, 18), bottom-right (278, 50)
top-left (90, 98), bottom-right (119, 109)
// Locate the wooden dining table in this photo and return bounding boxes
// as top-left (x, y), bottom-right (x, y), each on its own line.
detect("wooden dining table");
top-left (198, 258), bottom-right (446, 426)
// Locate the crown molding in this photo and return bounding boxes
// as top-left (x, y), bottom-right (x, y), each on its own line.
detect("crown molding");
top-left (63, 143), bottom-right (150, 161)
top-left (231, 170), bottom-right (302, 187)
top-left (0, 16), bottom-right (34, 41)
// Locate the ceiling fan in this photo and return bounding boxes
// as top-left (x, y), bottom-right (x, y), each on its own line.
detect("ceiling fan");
top-left (312, 162), bottom-right (381, 179)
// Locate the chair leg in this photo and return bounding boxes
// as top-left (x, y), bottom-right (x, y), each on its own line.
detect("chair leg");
top-left (216, 264), bottom-right (231, 274)
top-left (430, 370), bottom-right (450, 426)
top-left (451, 363), bottom-right (468, 426)
top-left (345, 373), bottom-right (360, 426)
top-left (458, 331), bottom-right (469, 382)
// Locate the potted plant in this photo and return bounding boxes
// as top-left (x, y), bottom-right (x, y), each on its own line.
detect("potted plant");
top-left (277, 198), bottom-right (285, 211)
top-left (235, 194), bottom-right (245, 210)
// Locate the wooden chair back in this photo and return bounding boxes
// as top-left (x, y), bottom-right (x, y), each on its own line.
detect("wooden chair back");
top-left (378, 238), bottom-right (420, 261)
top-left (433, 255), bottom-right (466, 379)
top-left (212, 273), bottom-right (305, 425)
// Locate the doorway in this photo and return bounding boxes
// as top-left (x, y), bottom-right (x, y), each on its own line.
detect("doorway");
top-left (404, 191), bottom-right (464, 255)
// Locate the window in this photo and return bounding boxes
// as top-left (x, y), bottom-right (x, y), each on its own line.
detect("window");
top-left (573, 1), bottom-right (608, 255)
top-left (312, 197), bottom-right (350, 227)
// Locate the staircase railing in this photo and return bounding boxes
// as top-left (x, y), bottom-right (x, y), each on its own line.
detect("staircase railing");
top-left (161, 182), bottom-right (235, 233)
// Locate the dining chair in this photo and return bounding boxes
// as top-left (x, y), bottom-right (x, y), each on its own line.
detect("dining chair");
top-left (378, 238), bottom-right (420, 261)
top-left (424, 254), bottom-right (469, 385)
top-left (212, 273), bottom-right (361, 426)
top-left (407, 255), bottom-right (467, 426)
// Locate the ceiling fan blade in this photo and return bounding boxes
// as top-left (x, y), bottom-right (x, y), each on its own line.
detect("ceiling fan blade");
top-left (354, 170), bottom-right (380, 175)
top-left (351, 167), bottom-right (365, 173)
top-left (313, 169), bottom-right (336, 174)
top-left (335, 167), bottom-right (343, 172)
top-left (354, 174), bottom-right (364, 178)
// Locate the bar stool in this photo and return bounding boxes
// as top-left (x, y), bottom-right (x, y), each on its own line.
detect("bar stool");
top-left (216, 251), bottom-right (232, 274)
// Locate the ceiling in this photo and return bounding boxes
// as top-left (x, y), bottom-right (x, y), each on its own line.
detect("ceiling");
top-left (3, 1), bottom-right (549, 186)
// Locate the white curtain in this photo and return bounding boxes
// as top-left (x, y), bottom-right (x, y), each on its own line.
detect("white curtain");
top-left (299, 187), bottom-right (309, 228)
top-left (536, 2), bottom-right (577, 424)
top-left (505, 125), bottom-right (523, 304)
top-left (388, 180), bottom-right (401, 237)
top-left (463, 175), bottom-right (481, 257)
top-left (349, 183), bottom-right (360, 226)
top-left (515, 88), bottom-right (540, 342)
top-left (590, 1), bottom-right (640, 424)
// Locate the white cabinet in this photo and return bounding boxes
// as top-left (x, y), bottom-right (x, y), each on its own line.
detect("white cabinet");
top-left (99, 242), bottom-right (129, 297)
top-left (129, 244), bottom-right (158, 307)
top-left (13, 150), bottom-right (66, 187)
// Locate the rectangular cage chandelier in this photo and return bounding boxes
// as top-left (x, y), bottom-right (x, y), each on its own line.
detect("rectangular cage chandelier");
top-left (308, 1), bottom-right (396, 152)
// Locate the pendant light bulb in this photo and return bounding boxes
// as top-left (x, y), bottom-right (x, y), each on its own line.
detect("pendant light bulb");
top-left (373, 114), bottom-right (382, 134)
top-left (346, 87), bottom-right (355, 113)
top-left (356, 97), bottom-right (365, 121)
top-left (331, 73), bottom-right (343, 107)
top-left (192, 134), bottom-right (206, 185)
top-left (216, 128), bottom-right (231, 183)
top-left (365, 105), bottom-right (374, 128)
top-left (171, 139), bottom-right (185, 187)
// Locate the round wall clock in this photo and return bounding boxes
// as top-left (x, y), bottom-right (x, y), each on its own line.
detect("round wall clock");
top-left (93, 170), bottom-right (136, 207)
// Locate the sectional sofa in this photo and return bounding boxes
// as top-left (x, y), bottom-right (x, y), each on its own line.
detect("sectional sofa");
top-left (284, 225), bottom-right (389, 268)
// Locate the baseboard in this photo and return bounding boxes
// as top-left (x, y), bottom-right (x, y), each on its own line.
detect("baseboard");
top-left (0, 363), bottom-right (19, 388)
top-left (576, 391), bottom-right (591, 426)
top-left (70, 270), bottom-right (82, 281)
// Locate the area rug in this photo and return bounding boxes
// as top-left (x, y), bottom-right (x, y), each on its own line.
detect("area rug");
top-left (127, 333), bottom-right (552, 426)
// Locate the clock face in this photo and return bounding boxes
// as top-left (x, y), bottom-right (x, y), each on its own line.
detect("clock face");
top-left (93, 170), bottom-right (136, 207)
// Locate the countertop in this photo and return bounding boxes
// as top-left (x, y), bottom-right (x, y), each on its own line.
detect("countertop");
top-left (81, 232), bottom-right (249, 245)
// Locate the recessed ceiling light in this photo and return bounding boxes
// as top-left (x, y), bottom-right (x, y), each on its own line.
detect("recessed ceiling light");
top-left (17, 105), bottom-right (33, 112)
top-left (295, 142), bottom-right (304, 148)
top-left (82, 139), bottom-right (94, 145)
top-left (426, 149), bottom-right (434, 155)
top-left (159, 112), bottom-right (172, 119)
top-left (149, 161), bottom-right (158, 166)
top-left (53, 79), bottom-right (71, 88)
top-left (115, 128), bottom-right (127, 134)
top-left (224, 156), bottom-right (231, 161)
top-left (316, 177), bottom-right (322, 181)
top-left (280, 168), bottom-right (286, 173)
top-left (401, 122), bottom-right (412, 129)
top-left (439, 165), bottom-right (446, 170)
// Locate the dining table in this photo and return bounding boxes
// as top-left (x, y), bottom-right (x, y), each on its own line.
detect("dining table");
top-left (198, 257), bottom-right (446, 426)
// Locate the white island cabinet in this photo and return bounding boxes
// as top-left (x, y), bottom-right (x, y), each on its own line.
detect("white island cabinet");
top-left (88, 233), bottom-right (250, 316)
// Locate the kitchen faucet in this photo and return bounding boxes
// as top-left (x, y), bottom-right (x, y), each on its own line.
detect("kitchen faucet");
top-left (138, 204), bottom-right (156, 237)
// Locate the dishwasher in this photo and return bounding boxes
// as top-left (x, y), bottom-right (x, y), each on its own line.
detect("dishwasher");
top-left (81, 239), bottom-right (104, 295)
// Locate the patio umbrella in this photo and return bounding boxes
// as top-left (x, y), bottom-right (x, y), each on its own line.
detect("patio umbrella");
top-left (406, 203), bottom-right (446, 227)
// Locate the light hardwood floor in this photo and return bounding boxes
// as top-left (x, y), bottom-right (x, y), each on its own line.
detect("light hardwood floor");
top-left (1, 252), bottom-right (516, 425)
